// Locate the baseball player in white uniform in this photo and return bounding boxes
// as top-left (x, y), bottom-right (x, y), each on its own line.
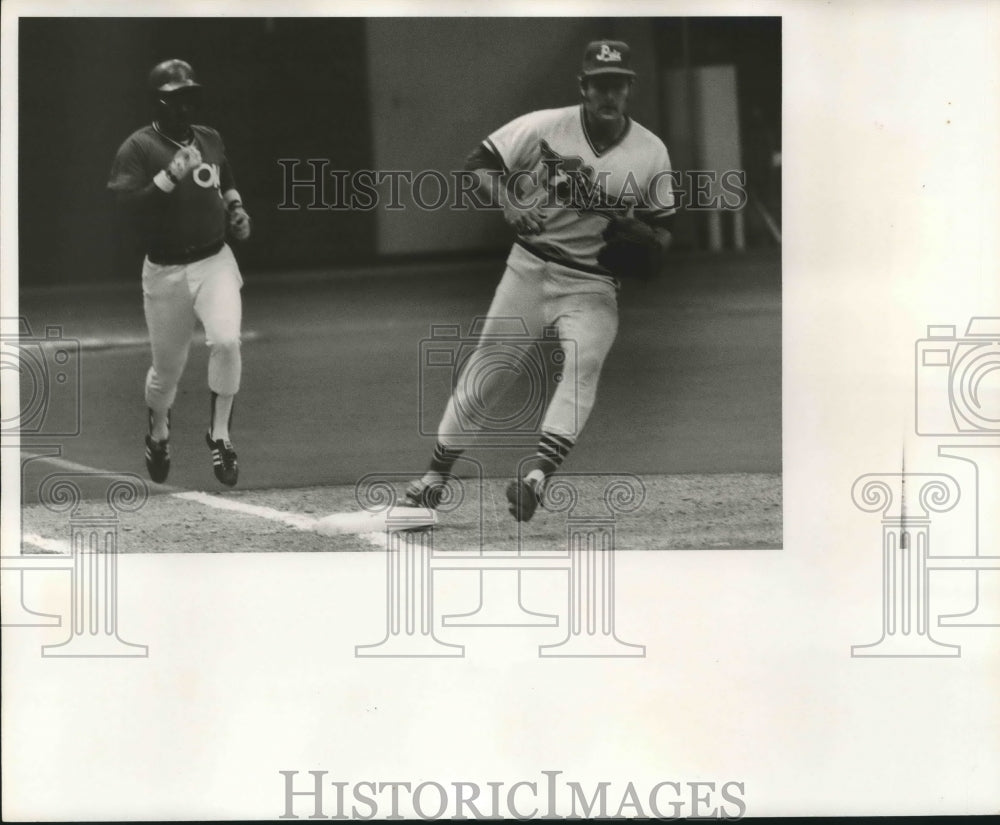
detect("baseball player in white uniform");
top-left (407, 40), bottom-right (676, 521)
top-left (108, 59), bottom-right (251, 487)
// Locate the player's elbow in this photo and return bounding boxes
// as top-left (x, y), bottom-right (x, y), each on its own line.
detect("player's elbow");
top-left (113, 188), bottom-right (143, 209)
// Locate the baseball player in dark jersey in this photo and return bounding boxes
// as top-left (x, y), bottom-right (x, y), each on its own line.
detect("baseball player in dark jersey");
top-left (108, 59), bottom-right (251, 487)
top-left (406, 40), bottom-right (675, 522)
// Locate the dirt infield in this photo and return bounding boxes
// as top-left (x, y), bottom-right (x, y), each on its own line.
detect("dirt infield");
top-left (20, 472), bottom-right (780, 554)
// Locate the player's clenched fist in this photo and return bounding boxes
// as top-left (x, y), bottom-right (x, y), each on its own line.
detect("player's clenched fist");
top-left (502, 200), bottom-right (546, 236)
top-left (227, 203), bottom-right (251, 242)
top-left (166, 145), bottom-right (202, 181)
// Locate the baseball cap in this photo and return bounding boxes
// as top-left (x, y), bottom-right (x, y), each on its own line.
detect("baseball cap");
top-left (148, 59), bottom-right (202, 94)
top-left (580, 40), bottom-right (636, 79)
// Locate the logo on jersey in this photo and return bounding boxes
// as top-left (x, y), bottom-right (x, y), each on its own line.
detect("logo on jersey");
top-left (538, 140), bottom-right (625, 216)
top-left (192, 162), bottom-right (221, 190)
top-left (595, 44), bottom-right (622, 63)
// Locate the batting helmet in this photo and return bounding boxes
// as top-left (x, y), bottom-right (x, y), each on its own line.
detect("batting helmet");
top-left (148, 59), bottom-right (202, 94)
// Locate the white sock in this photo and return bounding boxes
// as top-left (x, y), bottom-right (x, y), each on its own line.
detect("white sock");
top-left (420, 471), bottom-right (445, 486)
top-left (211, 393), bottom-right (235, 442)
top-left (525, 468), bottom-right (547, 487)
top-left (150, 409), bottom-right (169, 442)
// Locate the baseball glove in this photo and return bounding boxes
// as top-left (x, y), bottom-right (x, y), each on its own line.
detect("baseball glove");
top-left (597, 215), bottom-right (661, 280)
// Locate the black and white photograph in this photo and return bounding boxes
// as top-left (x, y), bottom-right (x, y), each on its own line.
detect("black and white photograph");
top-left (13, 14), bottom-right (781, 551)
top-left (1, 1), bottom-right (997, 820)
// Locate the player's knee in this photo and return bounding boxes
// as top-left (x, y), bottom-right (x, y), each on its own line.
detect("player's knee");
top-left (149, 364), bottom-right (184, 388)
top-left (209, 335), bottom-right (241, 356)
top-left (572, 350), bottom-right (606, 382)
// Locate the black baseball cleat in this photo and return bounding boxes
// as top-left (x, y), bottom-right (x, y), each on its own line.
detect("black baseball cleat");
top-left (144, 408), bottom-right (171, 483)
top-left (404, 477), bottom-right (446, 509)
top-left (505, 475), bottom-right (546, 523)
top-left (206, 432), bottom-right (239, 487)
top-left (144, 434), bottom-right (171, 483)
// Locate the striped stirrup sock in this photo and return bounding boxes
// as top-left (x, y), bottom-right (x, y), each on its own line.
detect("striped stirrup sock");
top-left (429, 442), bottom-right (464, 475)
top-left (534, 431), bottom-right (575, 477)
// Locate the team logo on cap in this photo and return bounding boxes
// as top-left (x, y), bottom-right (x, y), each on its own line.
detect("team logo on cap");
top-left (596, 44), bottom-right (622, 62)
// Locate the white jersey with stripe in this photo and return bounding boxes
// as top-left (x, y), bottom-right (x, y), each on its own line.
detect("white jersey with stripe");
top-left (485, 104), bottom-right (675, 276)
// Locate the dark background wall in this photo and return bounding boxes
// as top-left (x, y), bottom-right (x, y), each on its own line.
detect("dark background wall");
top-left (367, 17), bottom-right (610, 256)
top-left (19, 18), bottom-right (374, 285)
top-left (18, 17), bottom-right (780, 285)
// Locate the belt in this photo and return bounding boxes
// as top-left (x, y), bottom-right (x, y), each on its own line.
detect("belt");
top-left (147, 238), bottom-right (224, 266)
top-left (514, 238), bottom-right (615, 280)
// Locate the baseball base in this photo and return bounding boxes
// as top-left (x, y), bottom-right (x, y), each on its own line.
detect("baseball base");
top-left (313, 507), bottom-right (437, 536)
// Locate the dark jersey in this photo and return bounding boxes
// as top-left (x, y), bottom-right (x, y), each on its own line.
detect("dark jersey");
top-left (108, 124), bottom-right (236, 257)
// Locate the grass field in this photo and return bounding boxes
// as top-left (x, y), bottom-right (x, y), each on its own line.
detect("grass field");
top-left (15, 249), bottom-right (781, 553)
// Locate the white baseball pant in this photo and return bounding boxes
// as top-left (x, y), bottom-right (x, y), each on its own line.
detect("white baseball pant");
top-left (141, 243), bottom-right (243, 415)
top-left (436, 242), bottom-right (618, 446)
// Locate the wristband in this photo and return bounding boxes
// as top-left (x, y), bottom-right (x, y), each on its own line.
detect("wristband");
top-left (223, 189), bottom-right (243, 210)
top-left (153, 169), bottom-right (177, 193)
